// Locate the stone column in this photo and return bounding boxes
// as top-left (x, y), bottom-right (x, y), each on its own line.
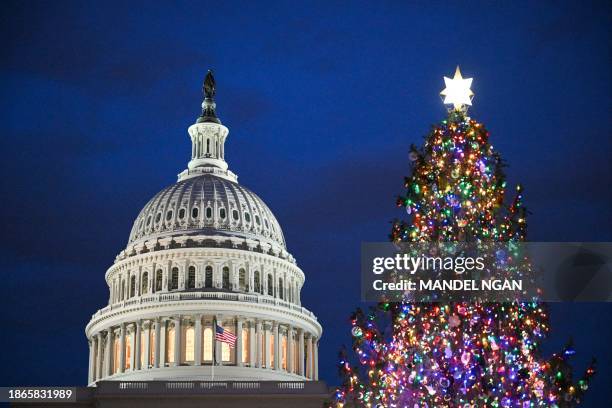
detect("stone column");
top-left (298, 329), bottom-right (305, 377)
top-left (134, 321), bottom-right (142, 370)
top-left (154, 319), bottom-right (161, 368)
top-left (236, 318), bottom-right (243, 367)
top-left (249, 321), bottom-right (256, 366)
top-left (143, 321), bottom-right (151, 369)
top-left (306, 334), bottom-right (313, 379)
top-left (96, 333), bottom-right (104, 380)
top-left (88, 339), bottom-right (94, 384)
top-left (118, 324), bottom-right (126, 373)
top-left (273, 323), bottom-right (280, 370)
top-left (194, 315), bottom-right (202, 366)
top-left (313, 337), bottom-right (319, 380)
top-left (173, 317), bottom-right (181, 366)
top-left (255, 320), bottom-right (262, 368)
top-left (287, 326), bottom-right (294, 374)
top-left (264, 322), bottom-right (271, 369)
top-left (105, 329), bottom-right (113, 377)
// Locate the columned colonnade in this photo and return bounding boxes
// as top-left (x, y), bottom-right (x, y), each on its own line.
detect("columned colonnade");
top-left (88, 315), bottom-right (319, 384)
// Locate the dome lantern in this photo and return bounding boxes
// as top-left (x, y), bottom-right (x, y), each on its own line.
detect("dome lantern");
top-left (178, 70), bottom-right (236, 182)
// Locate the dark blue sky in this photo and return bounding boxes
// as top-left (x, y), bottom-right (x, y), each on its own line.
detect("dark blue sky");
top-left (1, 0), bottom-right (610, 405)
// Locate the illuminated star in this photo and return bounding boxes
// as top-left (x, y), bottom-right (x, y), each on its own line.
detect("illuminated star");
top-left (440, 66), bottom-right (474, 110)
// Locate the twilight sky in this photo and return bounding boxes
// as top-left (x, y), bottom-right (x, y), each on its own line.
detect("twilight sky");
top-left (0, 0), bottom-right (610, 405)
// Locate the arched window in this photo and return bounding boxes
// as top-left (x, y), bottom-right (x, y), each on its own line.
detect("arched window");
top-left (205, 266), bottom-right (213, 288)
top-left (267, 274), bottom-right (273, 296)
top-left (155, 212), bottom-right (161, 223)
top-left (278, 277), bottom-right (284, 300)
top-left (155, 270), bottom-right (163, 292)
top-left (219, 208), bottom-right (226, 219)
top-left (255, 215), bottom-right (261, 226)
top-left (206, 207), bottom-right (212, 218)
top-left (170, 267), bottom-right (179, 290)
top-left (222, 267), bottom-right (230, 290)
top-left (146, 215), bottom-right (151, 226)
top-left (141, 272), bottom-right (149, 295)
top-left (130, 275), bottom-right (136, 297)
top-left (192, 207), bottom-right (199, 219)
top-left (239, 268), bottom-right (246, 291)
top-left (254, 271), bottom-right (261, 293)
top-left (166, 210), bottom-right (173, 221)
top-left (232, 209), bottom-right (239, 221)
top-left (187, 266), bottom-right (196, 289)
top-left (178, 208), bottom-right (186, 219)
top-left (245, 213), bottom-right (251, 223)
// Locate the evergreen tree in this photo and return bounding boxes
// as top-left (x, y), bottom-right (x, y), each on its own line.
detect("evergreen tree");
top-left (332, 69), bottom-right (595, 408)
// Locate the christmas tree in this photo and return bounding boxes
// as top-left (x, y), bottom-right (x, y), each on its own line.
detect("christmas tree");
top-left (332, 68), bottom-right (595, 407)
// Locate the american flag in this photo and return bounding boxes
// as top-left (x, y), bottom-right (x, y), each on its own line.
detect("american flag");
top-left (215, 324), bottom-right (237, 347)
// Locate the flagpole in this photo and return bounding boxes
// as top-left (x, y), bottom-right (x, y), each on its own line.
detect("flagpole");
top-left (212, 316), bottom-right (216, 381)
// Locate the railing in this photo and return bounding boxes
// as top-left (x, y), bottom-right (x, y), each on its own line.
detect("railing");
top-left (91, 291), bottom-right (318, 321)
top-left (96, 381), bottom-right (329, 395)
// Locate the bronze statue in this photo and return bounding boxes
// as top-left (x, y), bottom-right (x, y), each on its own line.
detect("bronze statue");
top-left (204, 70), bottom-right (215, 99)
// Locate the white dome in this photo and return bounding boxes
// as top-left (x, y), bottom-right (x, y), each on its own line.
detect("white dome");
top-left (86, 72), bottom-right (321, 386)
top-left (128, 175), bottom-right (286, 249)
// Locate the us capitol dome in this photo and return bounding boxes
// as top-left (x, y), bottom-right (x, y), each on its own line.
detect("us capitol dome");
top-left (85, 71), bottom-right (322, 385)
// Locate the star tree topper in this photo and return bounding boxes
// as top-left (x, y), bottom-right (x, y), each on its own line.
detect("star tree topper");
top-left (440, 66), bottom-right (474, 110)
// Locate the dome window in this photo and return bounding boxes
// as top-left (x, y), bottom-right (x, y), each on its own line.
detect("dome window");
top-left (166, 210), bottom-right (173, 221)
top-left (255, 215), bottom-right (261, 226)
top-left (244, 213), bottom-right (251, 223)
top-left (204, 266), bottom-right (213, 288)
top-left (192, 207), bottom-right (199, 219)
top-left (155, 213), bottom-right (162, 223)
top-left (170, 267), bottom-right (179, 290)
top-left (222, 267), bottom-right (230, 290)
top-left (155, 270), bottom-right (163, 292)
top-left (146, 216), bottom-right (152, 226)
top-left (206, 207), bottom-right (212, 218)
top-left (232, 209), bottom-right (239, 221)
top-left (264, 219), bottom-right (269, 228)
top-left (219, 208), bottom-right (226, 219)
top-left (187, 266), bottom-right (196, 289)
top-left (178, 208), bottom-right (186, 219)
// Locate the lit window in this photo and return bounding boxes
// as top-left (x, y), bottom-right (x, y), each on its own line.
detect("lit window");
top-left (125, 332), bottom-right (133, 370)
top-left (149, 329), bottom-right (156, 366)
top-left (167, 326), bottom-right (175, 364)
top-left (203, 327), bottom-right (213, 361)
top-left (269, 332), bottom-right (275, 368)
top-left (282, 334), bottom-right (287, 370)
top-left (242, 327), bottom-right (250, 364)
top-left (185, 326), bottom-right (195, 362)
top-left (140, 329), bottom-right (147, 368)
top-left (222, 325), bottom-right (234, 362)
top-left (113, 337), bottom-right (120, 374)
